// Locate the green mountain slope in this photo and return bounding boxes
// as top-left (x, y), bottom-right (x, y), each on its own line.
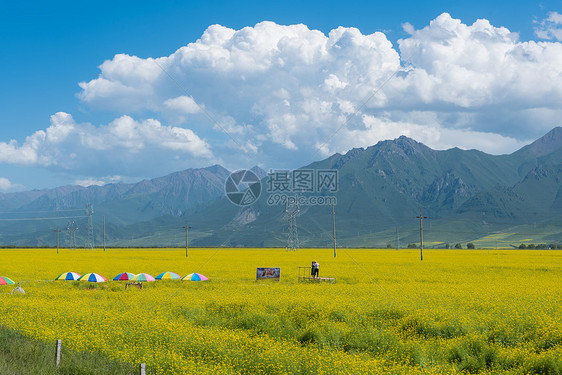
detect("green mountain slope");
top-left (139, 127), bottom-right (562, 248)
top-left (1, 128), bottom-right (561, 248)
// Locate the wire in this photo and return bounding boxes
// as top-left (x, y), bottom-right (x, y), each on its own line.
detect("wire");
top-left (0, 209), bottom-right (83, 214)
top-left (0, 216), bottom-right (87, 222)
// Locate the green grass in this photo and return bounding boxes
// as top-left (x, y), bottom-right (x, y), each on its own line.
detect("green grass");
top-left (0, 326), bottom-right (136, 375)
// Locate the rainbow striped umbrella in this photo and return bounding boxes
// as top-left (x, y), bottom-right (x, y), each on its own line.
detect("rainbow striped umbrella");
top-left (131, 273), bottom-right (155, 282)
top-left (78, 273), bottom-right (107, 282)
top-left (182, 273), bottom-right (208, 281)
top-left (0, 276), bottom-right (15, 285)
top-left (113, 272), bottom-right (135, 281)
top-left (155, 271), bottom-right (181, 280)
top-left (55, 272), bottom-right (81, 281)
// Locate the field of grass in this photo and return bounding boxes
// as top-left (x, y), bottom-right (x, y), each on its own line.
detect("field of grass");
top-left (0, 248), bottom-right (561, 374)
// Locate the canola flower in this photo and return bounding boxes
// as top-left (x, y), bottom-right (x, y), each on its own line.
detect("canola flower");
top-left (0, 248), bottom-right (560, 374)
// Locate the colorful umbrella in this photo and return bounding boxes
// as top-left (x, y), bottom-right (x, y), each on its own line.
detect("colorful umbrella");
top-left (113, 272), bottom-right (135, 281)
top-left (131, 273), bottom-right (155, 282)
top-left (0, 276), bottom-right (15, 285)
top-left (78, 273), bottom-right (107, 282)
top-left (55, 272), bottom-right (81, 281)
top-left (155, 271), bottom-right (181, 280)
top-left (182, 273), bottom-right (208, 281)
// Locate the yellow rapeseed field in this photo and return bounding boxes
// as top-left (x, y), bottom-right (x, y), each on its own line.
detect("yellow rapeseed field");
top-left (0, 248), bottom-right (561, 374)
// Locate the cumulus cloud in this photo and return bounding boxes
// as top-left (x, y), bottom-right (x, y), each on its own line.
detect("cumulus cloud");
top-left (164, 96), bottom-right (201, 114)
top-left (2, 14), bottom-right (560, 186)
top-left (73, 16), bottom-right (562, 166)
top-left (535, 11), bottom-right (562, 41)
top-left (0, 177), bottom-right (16, 191)
top-left (75, 178), bottom-right (106, 187)
top-left (75, 175), bottom-right (121, 187)
top-left (78, 21), bottom-right (401, 159)
top-left (0, 112), bottom-right (213, 176)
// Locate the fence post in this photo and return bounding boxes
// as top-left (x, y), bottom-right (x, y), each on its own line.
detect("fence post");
top-left (139, 363), bottom-right (146, 375)
top-left (55, 339), bottom-right (62, 368)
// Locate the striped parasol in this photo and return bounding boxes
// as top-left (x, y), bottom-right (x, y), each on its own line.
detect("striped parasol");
top-left (131, 273), bottom-right (155, 282)
top-left (113, 272), bottom-right (136, 281)
top-left (155, 271), bottom-right (181, 280)
top-left (0, 276), bottom-right (15, 285)
top-left (55, 272), bottom-right (81, 281)
top-left (181, 273), bottom-right (208, 281)
top-left (78, 273), bottom-right (107, 282)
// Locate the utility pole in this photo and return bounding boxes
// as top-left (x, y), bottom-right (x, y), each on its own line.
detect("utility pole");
top-left (416, 208), bottom-right (428, 261)
top-left (332, 203), bottom-right (337, 258)
top-left (395, 227), bottom-right (400, 250)
top-left (54, 227), bottom-right (61, 254)
top-left (182, 221), bottom-right (191, 257)
top-left (103, 216), bottom-right (106, 251)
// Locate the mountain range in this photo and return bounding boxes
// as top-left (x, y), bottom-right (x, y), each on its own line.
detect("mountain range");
top-left (1, 127), bottom-right (561, 248)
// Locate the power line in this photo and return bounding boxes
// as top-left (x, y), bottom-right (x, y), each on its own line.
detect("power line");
top-left (0, 216), bottom-right (87, 222)
top-left (0, 209), bottom-right (83, 214)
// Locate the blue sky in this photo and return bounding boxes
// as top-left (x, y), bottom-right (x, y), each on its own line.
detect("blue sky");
top-left (1, 0), bottom-right (561, 191)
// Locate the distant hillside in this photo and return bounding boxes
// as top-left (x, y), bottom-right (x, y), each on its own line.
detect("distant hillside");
top-left (1, 128), bottom-right (561, 248)
top-left (0, 165), bottom-right (237, 246)
top-left (184, 127), bottom-right (562, 248)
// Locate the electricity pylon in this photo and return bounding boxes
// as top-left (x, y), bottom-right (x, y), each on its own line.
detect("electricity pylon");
top-left (284, 200), bottom-right (300, 251)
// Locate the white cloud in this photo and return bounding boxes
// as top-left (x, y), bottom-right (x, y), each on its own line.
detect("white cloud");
top-left (0, 112), bottom-right (214, 176)
top-left (164, 96), bottom-right (201, 114)
top-left (75, 175), bottom-right (121, 187)
top-left (75, 178), bottom-right (106, 187)
top-left (78, 21), bottom-right (401, 158)
top-left (2, 15), bottom-right (559, 184)
top-left (535, 11), bottom-right (562, 41)
top-left (0, 177), bottom-right (16, 191)
top-left (394, 13), bottom-right (562, 137)
top-left (73, 16), bottom-right (562, 167)
top-left (402, 22), bottom-right (415, 35)
top-left (332, 114), bottom-right (528, 155)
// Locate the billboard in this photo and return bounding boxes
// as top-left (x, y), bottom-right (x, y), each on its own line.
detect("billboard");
top-left (256, 267), bottom-right (280, 281)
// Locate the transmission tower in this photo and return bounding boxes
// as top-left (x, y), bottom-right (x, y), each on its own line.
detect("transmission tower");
top-left (284, 200), bottom-right (300, 251)
top-left (66, 221), bottom-right (78, 250)
top-left (85, 203), bottom-right (94, 249)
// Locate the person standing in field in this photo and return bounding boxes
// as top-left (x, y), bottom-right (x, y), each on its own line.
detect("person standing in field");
top-left (311, 261), bottom-right (319, 278)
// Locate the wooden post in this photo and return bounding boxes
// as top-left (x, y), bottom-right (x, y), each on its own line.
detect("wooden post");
top-left (54, 227), bottom-right (61, 254)
top-left (55, 339), bottom-right (62, 368)
top-left (332, 203), bottom-right (337, 258)
top-left (182, 221), bottom-right (191, 257)
top-left (139, 363), bottom-right (146, 375)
